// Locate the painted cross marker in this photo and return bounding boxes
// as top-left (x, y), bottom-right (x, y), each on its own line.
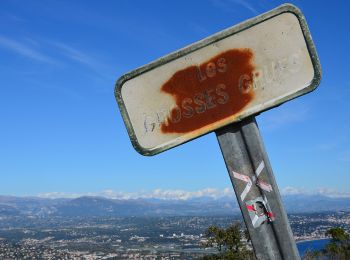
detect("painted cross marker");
top-left (255, 161), bottom-right (265, 177)
top-left (115, 4), bottom-right (321, 260)
top-left (257, 179), bottom-right (273, 193)
top-left (232, 160), bottom-right (273, 203)
top-left (232, 170), bottom-right (252, 201)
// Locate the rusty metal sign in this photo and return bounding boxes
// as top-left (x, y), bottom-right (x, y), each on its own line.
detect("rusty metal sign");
top-left (115, 4), bottom-right (321, 156)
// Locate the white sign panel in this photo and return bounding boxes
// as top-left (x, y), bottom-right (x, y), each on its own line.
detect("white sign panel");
top-left (115, 4), bottom-right (321, 155)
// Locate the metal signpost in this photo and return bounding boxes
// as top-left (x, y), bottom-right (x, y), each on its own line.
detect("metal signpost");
top-left (115, 4), bottom-right (321, 260)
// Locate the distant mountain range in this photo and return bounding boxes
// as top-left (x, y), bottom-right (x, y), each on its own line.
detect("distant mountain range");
top-left (0, 194), bottom-right (349, 217)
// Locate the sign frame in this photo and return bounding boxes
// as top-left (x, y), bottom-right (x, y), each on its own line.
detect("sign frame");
top-left (115, 3), bottom-right (321, 156)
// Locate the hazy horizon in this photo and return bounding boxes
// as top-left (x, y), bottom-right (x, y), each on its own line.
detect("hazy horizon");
top-left (1, 186), bottom-right (350, 200)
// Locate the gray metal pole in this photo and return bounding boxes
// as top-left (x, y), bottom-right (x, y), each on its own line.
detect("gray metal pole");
top-left (215, 116), bottom-right (300, 260)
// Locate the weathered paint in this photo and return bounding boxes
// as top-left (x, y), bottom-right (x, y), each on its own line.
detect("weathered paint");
top-left (161, 49), bottom-right (255, 134)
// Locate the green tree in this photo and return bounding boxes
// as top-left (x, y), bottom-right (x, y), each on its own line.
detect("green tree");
top-left (202, 223), bottom-right (255, 260)
top-left (304, 227), bottom-right (350, 260)
top-left (324, 227), bottom-right (350, 259)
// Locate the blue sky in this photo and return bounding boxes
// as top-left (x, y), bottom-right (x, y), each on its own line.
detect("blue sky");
top-left (1, 0), bottom-right (350, 198)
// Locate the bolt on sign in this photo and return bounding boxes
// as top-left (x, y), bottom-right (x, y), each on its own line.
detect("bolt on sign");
top-left (115, 4), bottom-right (321, 156)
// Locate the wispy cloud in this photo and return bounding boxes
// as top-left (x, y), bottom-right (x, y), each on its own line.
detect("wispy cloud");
top-left (52, 42), bottom-right (97, 68)
top-left (282, 186), bottom-right (350, 198)
top-left (50, 41), bottom-right (115, 80)
top-left (231, 0), bottom-right (258, 14)
top-left (0, 34), bottom-right (115, 81)
top-left (188, 23), bottom-right (210, 36)
top-left (282, 186), bottom-right (307, 196)
top-left (315, 188), bottom-right (350, 198)
top-left (38, 188), bottom-right (235, 200)
top-left (0, 35), bottom-right (55, 64)
top-left (258, 103), bottom-right (309, 131)
top-left (211, 0), bottom-right (259, 15)
top-left (1, 12), bottom-right (26, 23)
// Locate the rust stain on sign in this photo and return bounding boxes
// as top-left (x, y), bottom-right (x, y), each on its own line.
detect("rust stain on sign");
top-left (160, 48), bottom-right (256, 134)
